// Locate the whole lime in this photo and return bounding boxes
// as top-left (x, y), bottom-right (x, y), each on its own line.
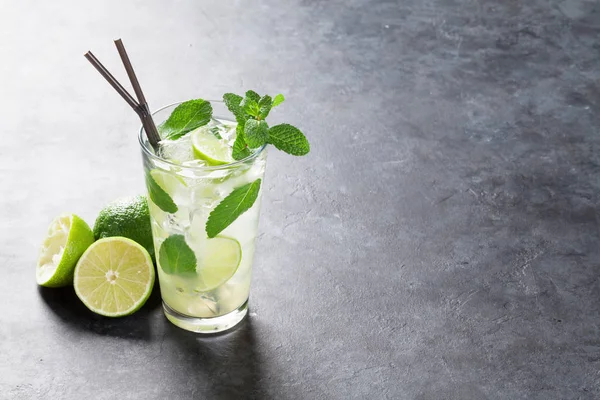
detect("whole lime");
top-left (93, 196), bottom-right (154, 260)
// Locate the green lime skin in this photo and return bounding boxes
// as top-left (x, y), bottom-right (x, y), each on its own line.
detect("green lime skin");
top-left (93, 196), bottom-right (155, 260)
top-left (37, 214), bottom-right (95, 288)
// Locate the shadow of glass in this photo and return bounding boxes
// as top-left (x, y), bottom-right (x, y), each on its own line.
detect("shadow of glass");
top-left (37, 280), bottom-right (162, 341)
top-left (165, 316), bottom-right (267, 398)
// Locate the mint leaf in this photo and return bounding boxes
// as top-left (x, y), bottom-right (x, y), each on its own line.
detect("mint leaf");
top-left (206, 179), bottom-right (261, 238)
top-left (159, 235), bottom-right (196, 275)
top-left (245, 90), bottom-right (261, 102)
top-left (241, 97), bottom-right (260, 117)
top-left (272, 94), bottom-right (285, 107)
top-left (159, 99), bottom-right (212, 140)
top-left (232, 129), bottom-right (251, 160)
top-left (268, 123), bottom-right (310, 156)
top-left (244, 119), bottom-right (269, 148)
top-left (146, 174), bottom-right (178, 213)
top-left (223, 93), bottom-right (246, 124)
top-left (258, 95), bottom-right (272, 119)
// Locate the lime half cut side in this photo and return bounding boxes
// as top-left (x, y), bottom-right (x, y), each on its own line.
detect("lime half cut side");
top-left (36, 214), bottom-right (95, 288)
top-left (197, 236), bottom-right (242, 291)
top-left (74, 237), bottom-right (155, 317)
top-left (191, 127), bottom-right (234, 165)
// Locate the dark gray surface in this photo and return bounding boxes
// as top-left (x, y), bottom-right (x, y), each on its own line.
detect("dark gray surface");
top-left (1, 0), bottom-right (599, 399)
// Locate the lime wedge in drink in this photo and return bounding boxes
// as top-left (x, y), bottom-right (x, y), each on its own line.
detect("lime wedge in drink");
top-left (191, 127), bottom-right (234, 165)
top-left (197, 236), bottom-right (241, 291)
top-left (36, 214), bottom-right (95, 288)
top-left (74, 237), bottom-right (155, 317)
top-left (150, 169), bottom-right (187, 195)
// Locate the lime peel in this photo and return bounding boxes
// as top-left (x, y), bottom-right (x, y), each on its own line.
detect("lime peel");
top-left (191, 126), bottom-right (234, 165)
top-left (197, 236), bottom-right (242, 291)
top-left (36, 214), bottom-right (94, 288)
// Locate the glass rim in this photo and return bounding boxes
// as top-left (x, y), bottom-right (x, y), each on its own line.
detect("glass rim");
top-left (138, 100), bottom-right (267, 171)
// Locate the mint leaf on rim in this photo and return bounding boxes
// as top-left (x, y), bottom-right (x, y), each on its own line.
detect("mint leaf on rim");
top-left (258, 95), bottom-right (272, 119)
top-left (244, 119), bottom-right (269, 148)
top-left (272, 94), bottom-right (285, 108)
top-left (159, 235), bottom-right (196, 274)
top-left (268, 123), bottom-right (310, 156)
top-left (206, 179), bottom-right (262, 238)
top-left (146, 173), bottom-right (178, 213)
top-left (223, 93), bottom-right (246, 124)
top-left (241, 97), bottom-right (260, 117)
top-left (232, 130), bottom-right (251, 160)
top-left (159, 99), bottom-right (212, 140)
top-left (245, 90), bottom-right (261, 103)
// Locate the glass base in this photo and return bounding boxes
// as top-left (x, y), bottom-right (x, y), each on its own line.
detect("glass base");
top-left (163, 299), bottom-right (248, 334)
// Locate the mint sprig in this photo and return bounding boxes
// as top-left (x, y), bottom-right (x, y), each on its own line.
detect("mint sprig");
top-left (159, 99), bottom-right (212, 140)
top-left (222, 90), bottom-right (307, 157)
top-left (159, 234), bottom-right (196, 274)
top-left (206, 179), bottom-right (262, 238)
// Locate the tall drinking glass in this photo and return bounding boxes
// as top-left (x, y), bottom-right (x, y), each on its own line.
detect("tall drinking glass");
top-left (138, 101), bottom-right (267, 333)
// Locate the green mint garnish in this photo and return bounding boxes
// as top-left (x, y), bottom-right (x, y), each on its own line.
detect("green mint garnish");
top-left (245, 90), bottom-right (261, 103)
top-left (223, 93), bottom-right (246, 124)
top-left (145, 174), bottom-right (178, 213)
top-left (241, 96), bottom-right (260, 118)
top-left (159, 99), bottom-right (212, 140)
top-left (272, 94), bottom-right (285, 108)
top-left (244, 119), bottom-right (269, 148)
top-left (158, 234), bottom-right (196, 274)
top-left (258, 95), bottom-right (272, 119)
top-left (221, 90), bottom-right (308, 157)
top-left (206, 179), bottom-right (261, 238)
top-left (232, 130), bottom-right (251, 160)
top-left (268, 123), bottom-right (310, 156)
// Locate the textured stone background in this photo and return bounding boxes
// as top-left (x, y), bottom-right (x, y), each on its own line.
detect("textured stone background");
top-left (1, 0), bottom-right (599, 399)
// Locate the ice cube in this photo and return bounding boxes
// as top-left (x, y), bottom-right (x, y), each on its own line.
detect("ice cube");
top-left (163, 208), bottom-right (191, 234)
top-left (158, 135), bottom-right (195, 163)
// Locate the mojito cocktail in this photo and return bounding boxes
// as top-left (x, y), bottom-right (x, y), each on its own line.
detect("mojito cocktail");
top-left (140, 101), bottom-right (267, 333)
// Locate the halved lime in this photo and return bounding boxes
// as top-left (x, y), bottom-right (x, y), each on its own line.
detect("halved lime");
top-left (191, 127), bottom-right (234, 165)
top-left (74, 237), bottom-right (155, 317)
top-left (197, 236), bottom-right (242, 291)
top-left (36, 214), bottom-right (95, 288)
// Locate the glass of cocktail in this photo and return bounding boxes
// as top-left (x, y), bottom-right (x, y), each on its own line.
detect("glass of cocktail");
top-left (139, 101), bottom-right (267, 333)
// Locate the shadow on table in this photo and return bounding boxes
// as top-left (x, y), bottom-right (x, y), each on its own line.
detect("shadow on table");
top-left (165, 316), bottom-right (269, 398)
top-left (37, 279), bottom-right (162, 341)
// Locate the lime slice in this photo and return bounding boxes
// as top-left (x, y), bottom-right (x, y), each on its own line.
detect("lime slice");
top-left (74, 237), bottom-right (155, 317)
top-left (37, 214), bottom-right (95, 288)
top-left (150, 169), bottom-right (187, 195)
top-left (197, 236), bottom-right (242, 291)
top-left (191, 127), bottom-right (234, 165)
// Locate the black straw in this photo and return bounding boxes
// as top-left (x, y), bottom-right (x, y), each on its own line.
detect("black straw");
top-left (84, 47), bottom-right (161, 151)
